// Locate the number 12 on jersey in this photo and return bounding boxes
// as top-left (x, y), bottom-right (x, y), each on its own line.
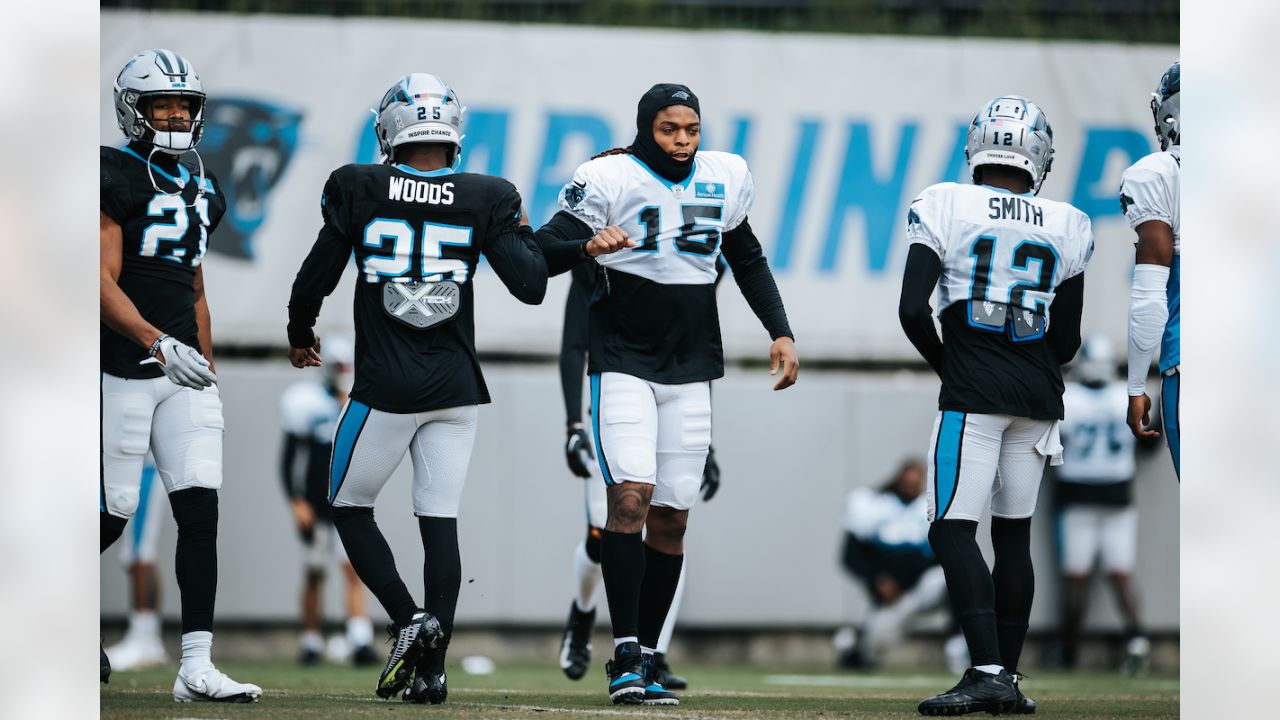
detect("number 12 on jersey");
top-left (967, 234), bottom-right (1058, 342)
top-left (361, 218), bottom-right (472, 283)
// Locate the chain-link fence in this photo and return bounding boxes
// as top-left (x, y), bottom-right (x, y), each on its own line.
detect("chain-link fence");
top-left (102, 0), bottom-right (1177, 43)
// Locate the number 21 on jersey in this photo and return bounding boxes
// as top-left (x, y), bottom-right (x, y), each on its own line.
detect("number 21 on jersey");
top-left (141, 193), bottom-right (210, 267)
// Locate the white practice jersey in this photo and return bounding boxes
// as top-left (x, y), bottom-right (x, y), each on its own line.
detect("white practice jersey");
top-left (1119, 146), bottom-right (1180, 256)
top-left (560, 150), bottom-right (753, 285)
top-left (1058, 381), bottom-right (1135, 483)
top-left (908, 182), bottom-right (1094, 330)
top-left (843, 487), bottom-right (931, 552)
top-left (280, 381), bottom-right (341, 444)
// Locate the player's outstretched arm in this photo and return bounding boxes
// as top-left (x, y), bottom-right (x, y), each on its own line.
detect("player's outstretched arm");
top-left (897, 243), bottom-right (945, 376)
top-left (1125, 220), bottom-right (1174, 439)
top-left (720, 219), bottom-right (797, 390)
top-left (534, 211), bottom-right (636, 276)
top-left (484, 226), bottom-right (549, 305)
top-left (1046, 272), bottom-right (1085, 365)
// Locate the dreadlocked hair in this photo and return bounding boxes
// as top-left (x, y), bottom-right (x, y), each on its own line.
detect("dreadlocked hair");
top-left (591, 146), bottom-right (634, 160)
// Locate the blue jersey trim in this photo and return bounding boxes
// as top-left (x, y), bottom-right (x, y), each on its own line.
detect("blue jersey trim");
top-left (122, 146), bottom-right (191, 187)
top-left (394, 163), bottom-right (454, 178)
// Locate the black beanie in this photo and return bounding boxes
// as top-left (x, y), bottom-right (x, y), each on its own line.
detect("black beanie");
top-left (631, 83), bottom-right (700, 184)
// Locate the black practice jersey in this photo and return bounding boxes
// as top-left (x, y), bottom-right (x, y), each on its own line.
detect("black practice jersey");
top-left (287, 163), bottom-right (547, 414)
top-left (100, 143), bottom-right (226, 379)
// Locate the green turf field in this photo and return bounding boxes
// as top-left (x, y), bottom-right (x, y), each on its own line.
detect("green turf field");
top-left (102, 662), bottom-right (1179, 719)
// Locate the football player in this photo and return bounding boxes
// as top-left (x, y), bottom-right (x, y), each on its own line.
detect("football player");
top-left (534, 83), bottom-right (798, 706)
top-left (278, 335), bottom-right (377, 667)
top-left (104, 456), bottom-right (169, 672)
top-left (898, 96), bottom-right (1092, 715)
top-left (1055, 336), bottom-right (1156, 674)
top-left (836, 460), bottom-right (959, 671)
top-left (557, 261), bottom-right (726, 688)
top-left (1120, 60), bottom-right (1180, 478)
top-left (100, 49), bottom-right (262, 702)
top-left (285, 73), bottom-right (629, 705)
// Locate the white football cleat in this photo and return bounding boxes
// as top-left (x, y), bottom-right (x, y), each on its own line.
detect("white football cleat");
top-left (173, 665), bottom-right (262, 703)
top-left (105, 636), bottom-right (169, 671)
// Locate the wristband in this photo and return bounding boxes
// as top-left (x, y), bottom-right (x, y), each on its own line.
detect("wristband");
top-left (148, 334), bottom-right (171, 358)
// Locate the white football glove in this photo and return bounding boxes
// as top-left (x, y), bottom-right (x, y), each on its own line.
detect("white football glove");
top-left (141, 335), bottom-right (217, 389)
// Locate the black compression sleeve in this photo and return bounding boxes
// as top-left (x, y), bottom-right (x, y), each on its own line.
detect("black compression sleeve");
top-left (287, 222), bottom-right (351, 348)
top-left (1046, 272), bottom-right (1085, 365)
top-left (559, 264), bottom-right (594, 425)
top-left (720, 219), bottom-right (793, 341)
top-left (484, 225), bottom-right (548, 305)
top-left (535, 211), bottom-right (593, 277)
top-left (281, 433), bottom-right (303, 499)
top-left (898, 243), bottom-right (945, 376)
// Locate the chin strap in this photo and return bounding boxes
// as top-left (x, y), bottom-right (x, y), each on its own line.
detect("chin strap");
top-left (144, 143), bottom-right (207, 209)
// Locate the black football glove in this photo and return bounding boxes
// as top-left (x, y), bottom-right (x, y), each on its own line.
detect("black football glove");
top-left (565, 426), bottom-right (595, 479)
top-left (700, 445), bottom-right (721, 502)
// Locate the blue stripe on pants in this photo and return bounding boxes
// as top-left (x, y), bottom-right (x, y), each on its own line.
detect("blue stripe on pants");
top-left (589, 373), bottom-right (614, 486)
top-left (1162, 372), bottom-right (1180, 479)
top-left (132, 463), bottom-right (157, 548)
top-left (934, 411), bottom-right (966, 520)
top-left (329, 400), bottom-right (371, 503)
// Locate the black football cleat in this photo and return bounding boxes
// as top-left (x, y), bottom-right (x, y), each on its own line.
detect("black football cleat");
top-left (604, 642), bottom-right (646, 705)
top-left (375, 611), bottom-right (443, 699)
top-left (652, 652), bottom-right (687, 690)
top-left (404, 645), bottom-right (448, 705)
top-left (101, 643), bottom-right (111, 684)
top-left (917, 668), bottom-right (1018, 716)
top-left (298, 647), bottom-right (321, 667)
top-left (641, 654), bottom-right (679, 706)
top-left (558, 602), bottom-right (595, 681)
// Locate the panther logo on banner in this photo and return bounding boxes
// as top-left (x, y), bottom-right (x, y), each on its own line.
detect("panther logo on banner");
top-left (199, 98), bottom-right (303, 260)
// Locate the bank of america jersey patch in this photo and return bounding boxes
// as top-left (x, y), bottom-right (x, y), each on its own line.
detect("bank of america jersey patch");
top-left (695, 182), bottom-right (725, 200)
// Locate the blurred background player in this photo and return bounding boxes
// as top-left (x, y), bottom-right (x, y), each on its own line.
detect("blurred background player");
top-left (278, 335), bottom-right (377, 666)
top-left (899, 95), bottom-right (1092, 715)
top-left (286, 72), bottom-right (629, 704)
top-left (557, 261), bottom-right (726, 688)
top-left (105, 455), bottom-right (169, 671)
top-left (1055, 336), bottom-right (1156, 674)
top-left (100, 48), bottom-right (261, 702)
top-left (1120, 59), bottom-right (1180, 478)
top-left (834, 459), bottom-right (967, 673)
top-left (535, 82), bottom-right (797, 706)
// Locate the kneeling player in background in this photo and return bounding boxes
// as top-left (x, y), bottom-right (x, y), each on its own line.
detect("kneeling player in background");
top-left (835, 460), bottom-right (965, 672)
top-left (1055, 336), bottom-right (1157, 674)
top-left (286, 73), bottom-right (630, 704)
top-left (279, 335), bottom-right (376, 667)
top-left (898, 96), bottom-right (1093, 715)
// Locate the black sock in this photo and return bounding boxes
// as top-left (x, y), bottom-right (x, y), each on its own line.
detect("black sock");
top-left (600, 529), bottom-right (644, 643)
top-left (991, 517), bottom-right (1034, 674)
top-left (929, 519), bottom-right (1001, 667)
top-left (637, 544), bottom-right (683, 650)
top-left (169, 488), bottom-right (219, 634)
top-left (101, 512), bottom-right (127, 554)
top-left (332, 506), bottom-right (418, 627)
top-left (419, 516), bottom-right (461, 671)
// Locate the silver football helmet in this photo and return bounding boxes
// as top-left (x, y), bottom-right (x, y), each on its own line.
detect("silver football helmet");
top-left (1076, 335), bottom-right (1116, 386)
top-left (321, 334), bottom-right (356, 394)
top-left (113, 49), bottom-right (206, 154)
top-left (374, 74), bottom-right (465, 165)
top-left (1151, 59), bottom-right (1180, 150)
top-left (965, 95), bottom-right (1055, 194)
